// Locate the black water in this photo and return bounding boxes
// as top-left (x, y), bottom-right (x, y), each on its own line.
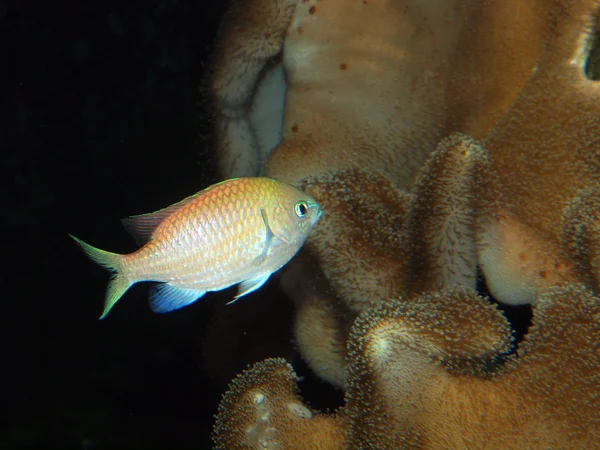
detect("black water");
top-left (3, 1), bottom-right (234, 448)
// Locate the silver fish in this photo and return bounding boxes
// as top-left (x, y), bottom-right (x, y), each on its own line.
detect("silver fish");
top-left (71, 177), bottom-right (322, 318)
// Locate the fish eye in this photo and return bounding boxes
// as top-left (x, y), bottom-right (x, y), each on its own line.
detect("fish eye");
top-left (295, 201), bottom-right (308, 217)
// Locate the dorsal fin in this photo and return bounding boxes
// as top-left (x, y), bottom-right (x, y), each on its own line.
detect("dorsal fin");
top-left (120, 179), bottom-right (241, 245)
top-left (121, 190), bottom-right (204, 245)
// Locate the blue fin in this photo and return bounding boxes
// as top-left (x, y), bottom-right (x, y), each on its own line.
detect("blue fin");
top-left (121, 191), bottom-right (205, 244)
top-left (149, 283), bottom-right (206, 313)
top-left (226, 273), bottom-right (272, 305)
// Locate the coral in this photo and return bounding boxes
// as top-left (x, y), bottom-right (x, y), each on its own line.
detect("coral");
top-left (299, 169), bottom-right (410, 313)
top-left (473, 0), bottom-right (600, 305)
top-left (212, 0), bottom-right (470, 185)
top-left (213, 285), bottom-right (600, 449)
top-left (280, 256), bottom-right (351, 389)
top-left (209, 0), bottom-right (600, 447)
top-left (213, 358), bottom-right (347, 450)
top-left (211, 0), bottom-right (298, 177)
top-left (344, 284), bottom-right (600, 449)
top-left (562, 186), bottom-right (600, 293)
top-left (445, 0), bottom-right (550, 138)
top-left (401, 133), bottom-right (487, 297)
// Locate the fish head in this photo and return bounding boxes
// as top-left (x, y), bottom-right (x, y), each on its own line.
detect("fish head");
top-left (267, 182), bottom-right (322, 246)
top-left (293, 195), bottom-right (322, 230)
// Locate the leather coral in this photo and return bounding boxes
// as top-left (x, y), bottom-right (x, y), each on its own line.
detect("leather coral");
top-left (213, 285), bottom-right (600, 449)
top-left (209, 0), bottom-right (600, 447)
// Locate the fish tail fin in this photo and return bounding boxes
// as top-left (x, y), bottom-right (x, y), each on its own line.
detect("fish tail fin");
top-left (69, 234), bottom-right (133, 319)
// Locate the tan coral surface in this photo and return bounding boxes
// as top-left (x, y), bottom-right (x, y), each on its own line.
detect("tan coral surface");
top-left (209, 0), bottom-right (600, 447)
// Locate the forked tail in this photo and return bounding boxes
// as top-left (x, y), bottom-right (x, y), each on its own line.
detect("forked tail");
top-left (69, 235), bottom-right (132, 319)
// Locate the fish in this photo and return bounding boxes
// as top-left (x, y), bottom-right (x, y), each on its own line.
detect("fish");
top-left (70, 177), bottom-right (322, 319)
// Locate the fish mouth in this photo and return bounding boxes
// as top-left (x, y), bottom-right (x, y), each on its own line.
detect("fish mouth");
top-left (313, 206), bottom-right (323, 222)
top-left (306, 199), bottom-right (322, 216)
top-left (306, 198), bottom-right (323, 222)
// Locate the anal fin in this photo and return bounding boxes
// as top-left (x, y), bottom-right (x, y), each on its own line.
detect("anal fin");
top-left (149, 283), bottom-right (206, 313)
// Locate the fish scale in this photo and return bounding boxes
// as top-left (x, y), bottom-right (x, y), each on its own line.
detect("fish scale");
top-left (136, 204), bottom-right (261, 283)
top-left (71, 177), bottom-right (322, 319)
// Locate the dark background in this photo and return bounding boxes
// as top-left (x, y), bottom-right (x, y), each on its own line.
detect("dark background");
top-left (2, 1), bottom-right (242, 448)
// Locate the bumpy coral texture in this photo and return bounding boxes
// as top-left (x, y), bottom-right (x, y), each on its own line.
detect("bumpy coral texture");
top-left (214, 285), bottom-right (599, 449)
top-left (210, 0), bottom-right (600, 448)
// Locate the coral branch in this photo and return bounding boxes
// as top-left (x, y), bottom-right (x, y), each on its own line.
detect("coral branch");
top-left (345, 287), bottom-right (512, 449)
top-left (402, 133), bottom-right (487, 296)
top-left (343, 285), bottom-right (600, 449)
top-left (446, 0), bottom-right (549, 138)
top-left (211, 0), bottom-right (297, 176)
top-left (213, 358), bottom-right (347, 449)
top-left (266, 0), bottom-right (468, 189)
top-left (215, 286), bottom-right (599, 448)
top-left (281, 258), bottom-right (351, 389)
top-left (300, 169), bottom-right (410, 313)
top-left (476, 0), bottom-right (600, 304)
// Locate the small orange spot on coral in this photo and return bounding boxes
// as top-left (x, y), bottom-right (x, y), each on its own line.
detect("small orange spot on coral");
top-left (340, 63), bottom-right (348, 70)
top-left (291, 124), bottom-right (300, 133)
top-left (297, 25), bottom-right (304, 34)
top-left (519, 253), bottom-right (527, 262)
top-left (309, 5), bottom-right (317, 14)
top-left (539, 270), bottom-right (547, 279)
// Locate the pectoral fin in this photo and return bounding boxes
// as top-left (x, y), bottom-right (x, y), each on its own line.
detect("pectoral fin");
top-left (251, 209), bottom-right (275, 267)
top-left (226, 273), bottom-right (272, 305)
top-left (121, 190), bottom-right (205, 244)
